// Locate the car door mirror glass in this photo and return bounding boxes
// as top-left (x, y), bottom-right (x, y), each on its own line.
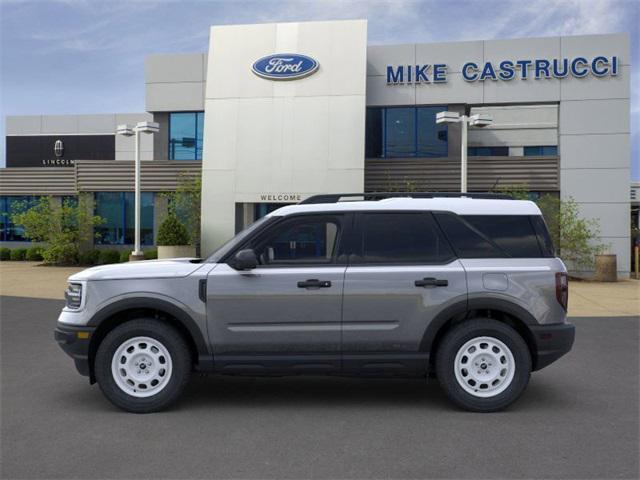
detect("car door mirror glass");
top-left (232, 249), bottom-right (258, 270)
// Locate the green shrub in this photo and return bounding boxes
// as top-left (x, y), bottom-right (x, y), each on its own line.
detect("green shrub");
top-left (10, 248), bottom-right (27, 261)
top-left (43, 243), bottom-right (78, 265)
top-left (157, 214), bottom-right (190, 246)
top-left (144, 249), bottom-right (158, 260)
top-left (78, 250), bottom-right (100, 266)
top-left (25, 246), bottom-right (44, 261)
top-left (10, 195), bottom-right (104, 265)
top-left (98, 250), bottom-right (120, 265)
top-left (0, 248), bottom-right (10, 261)
top-left (119, 250), bottom-right (131, 263)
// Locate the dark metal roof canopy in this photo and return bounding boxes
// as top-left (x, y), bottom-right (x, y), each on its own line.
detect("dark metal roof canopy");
top-left (299, 192), bottom-right (514, 204)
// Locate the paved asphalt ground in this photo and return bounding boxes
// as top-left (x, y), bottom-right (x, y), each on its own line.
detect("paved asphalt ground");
top-left (1, 296), bottom-right (638, 479)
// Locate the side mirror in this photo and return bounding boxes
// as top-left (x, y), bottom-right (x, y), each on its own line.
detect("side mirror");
top-left (231, 249), bottom-right (258, 270)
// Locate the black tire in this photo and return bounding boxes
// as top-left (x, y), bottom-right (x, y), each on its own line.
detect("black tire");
top-left (94, 319), bottom-right (192, 413)
top-left (435, 318), bottom-right (531, 412)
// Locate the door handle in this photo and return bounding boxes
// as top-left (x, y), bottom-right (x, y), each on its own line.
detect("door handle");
top-left (297, 279), bottom-right (332, 289)
top-left (415, 277), bottom-right (448, 288)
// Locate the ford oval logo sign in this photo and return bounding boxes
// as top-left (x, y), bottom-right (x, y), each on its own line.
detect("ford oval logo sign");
top-left (252, 53), bottom-right (319, 80)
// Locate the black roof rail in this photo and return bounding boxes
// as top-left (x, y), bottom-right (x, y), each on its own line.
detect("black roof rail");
top-left (299, 192), bottom-right (514, 204)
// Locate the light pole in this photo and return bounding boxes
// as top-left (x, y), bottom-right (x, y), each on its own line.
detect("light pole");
top-left (436, 111), bottom-right (492, 193)
top-left (116, 121), bottom-right (159, 261)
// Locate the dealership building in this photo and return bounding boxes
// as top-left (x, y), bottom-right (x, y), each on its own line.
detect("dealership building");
top-left (0, 20), bottom-right (632, 275)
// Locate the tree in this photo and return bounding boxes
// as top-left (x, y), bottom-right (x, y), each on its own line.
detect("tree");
top-left (11, 196), bottom-right (104, 265)
top-left (543, 196), bottom-right (606, 271)
top-left (163, 173), bottom-right (201, 248)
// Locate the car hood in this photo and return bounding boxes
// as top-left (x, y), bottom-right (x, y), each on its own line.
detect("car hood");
top-left (68, 258), bottom-right (203, 281)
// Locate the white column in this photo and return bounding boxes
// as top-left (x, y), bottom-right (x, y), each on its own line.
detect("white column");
top-left (133, 129), bottom-right (141, 256)
top-left (460, 116), bottom-right (468, 193)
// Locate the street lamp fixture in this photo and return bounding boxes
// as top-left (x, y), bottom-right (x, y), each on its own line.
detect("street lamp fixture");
top-left (116, 121), bottom-right (159, 261)
top-left (436, 111), bottom-right (493, 193)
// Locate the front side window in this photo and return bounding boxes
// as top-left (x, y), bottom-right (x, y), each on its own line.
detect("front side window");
top-left (365, 106), bottom-right (448, 158)
top-left (250, 216), bottom-right (341, 266)
top-left (356, 212), bottom-right (454, 264)
top-left (95, 192), bottom-right (154, 245)
top-left (169, 112), bottom-right (204, 160)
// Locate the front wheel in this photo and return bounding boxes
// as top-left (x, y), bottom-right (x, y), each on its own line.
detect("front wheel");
top-left (435, 318), bottom-right (531, 412)
top-left (94, 319), bottom-right (192, 413)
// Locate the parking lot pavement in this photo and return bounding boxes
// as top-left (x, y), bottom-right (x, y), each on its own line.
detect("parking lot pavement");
top-left (1, 296), bottom-right (638, 480)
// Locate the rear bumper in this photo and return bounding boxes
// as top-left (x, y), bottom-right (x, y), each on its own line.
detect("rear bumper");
top-left (530, 322), bottom-right (575, 371)
top-left (54, 324), bottom-right (95, 378)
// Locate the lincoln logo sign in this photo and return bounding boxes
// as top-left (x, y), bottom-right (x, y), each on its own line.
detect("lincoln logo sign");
top-left (386, 55), bottom-right (620, 84)
top-left (252, 54), bottom-right (319, 80)
top-left (54, 139), bottom-right (64, 158)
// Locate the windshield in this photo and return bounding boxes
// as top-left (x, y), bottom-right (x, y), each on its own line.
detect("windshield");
top-left (205, 216), bottom-right (271, 263)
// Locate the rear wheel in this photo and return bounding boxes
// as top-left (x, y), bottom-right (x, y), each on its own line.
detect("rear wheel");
top-left (95, 319), bottom-right (191, 413)
top-left (435, 318), bottom-right (531, 412)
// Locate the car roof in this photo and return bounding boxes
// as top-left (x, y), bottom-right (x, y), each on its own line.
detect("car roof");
top-left (269, 197), bottom-right (542, 217)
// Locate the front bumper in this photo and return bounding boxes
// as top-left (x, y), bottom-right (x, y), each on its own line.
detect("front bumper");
top-left (530, 322), bottom-right (575, 371)
top-left (54, 324), bottom-right (95, 378)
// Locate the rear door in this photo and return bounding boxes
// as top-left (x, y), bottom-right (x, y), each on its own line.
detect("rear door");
top-left (341, 212), bottom-right (467, 374)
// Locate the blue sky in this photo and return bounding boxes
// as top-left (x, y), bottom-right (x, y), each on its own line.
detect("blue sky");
top-left (1, 0), bottom-right (638, 178)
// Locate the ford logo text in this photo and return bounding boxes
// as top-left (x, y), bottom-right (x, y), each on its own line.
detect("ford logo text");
top-left (252, 54), bottom-right (319, 80)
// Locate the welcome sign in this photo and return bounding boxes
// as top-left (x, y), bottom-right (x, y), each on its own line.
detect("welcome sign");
top-left (386, 55), bottom-right (620, 84)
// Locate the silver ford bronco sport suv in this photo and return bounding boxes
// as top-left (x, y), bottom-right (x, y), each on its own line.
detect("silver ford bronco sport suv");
top-left (55, 193), bottom-right (575, 413)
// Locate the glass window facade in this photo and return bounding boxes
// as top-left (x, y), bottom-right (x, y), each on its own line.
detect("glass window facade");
top-left (366, 106), bottom-right (448, 158)
top-left (169, 112), bottom-right (204, 160)
top-left (0, 196), bottom-right (39, 242)
top-left (468, 146), bottom-right (509, 156)
top-left (95, 192), bottom-right (154, 245)
top-left (524, 146), bottom-right (558, 156)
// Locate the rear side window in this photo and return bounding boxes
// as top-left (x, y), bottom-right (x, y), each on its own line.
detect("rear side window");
top-left (462, 215), bottom-right (543, 258)
top-left (531, 215), bottom-right (555, 257)
top-left (435, 213), bottom-right (547, 258)
top-left (434, 213), bottom-right (504, 258)
top-left (355, 212), bottom-right (454, 264)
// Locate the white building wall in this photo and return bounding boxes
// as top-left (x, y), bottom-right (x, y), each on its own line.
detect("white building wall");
top-left (366, 32), bottom-right (630, 276)
top-left (200, 20), bottom-right (367, 254)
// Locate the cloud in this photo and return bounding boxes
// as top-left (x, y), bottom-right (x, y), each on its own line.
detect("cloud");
top-left (1, 0), bottom-right (638, 176)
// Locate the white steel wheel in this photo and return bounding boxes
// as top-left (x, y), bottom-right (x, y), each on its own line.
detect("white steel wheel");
top-left (110, 336), bottom-right (173, 398)
top-left (453, 336), bottom-right (515, 398)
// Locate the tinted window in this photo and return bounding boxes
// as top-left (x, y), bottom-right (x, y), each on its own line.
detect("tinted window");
top-left (252, 216), bottom-right (341, 265)
top-left (531, 215), bottom-right (555, 257)
top-left (435, 213), bottom-right (504, 258)
top-left (169, 112), bottom-right (204, 160)
top-left (95, 192), bottom-right (154, 245)
top-left (357, 213), bottom-right (454, 264)
top-left (524, 145), bottom-right (558, 156)
top-left (0, 196), bottom-right (40, 242)
top-left (468, 146), bottom-right (509, 156)
top-left (416, 107), bottom-right (448, 157)
top-left (462, 215), bottom-right (542, 258)
top-left (386, 108), bottom-right (415, 157)
top-left (364, 106), bottom-right (448, 158)
top-left (365, 108), bottom-right (383, 158)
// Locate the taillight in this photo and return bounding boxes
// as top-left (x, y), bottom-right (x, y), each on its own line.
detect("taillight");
top-left (555, 272), bottom-right (568, 311)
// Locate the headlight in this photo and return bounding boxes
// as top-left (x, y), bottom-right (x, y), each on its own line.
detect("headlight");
top-left (65, 283), bottom-right (83, 309)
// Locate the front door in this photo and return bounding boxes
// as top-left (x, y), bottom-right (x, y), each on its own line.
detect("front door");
top-left (341, 212), bottom-right (468, 374)
top-left (207, 214), bottom-right (347, 374)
